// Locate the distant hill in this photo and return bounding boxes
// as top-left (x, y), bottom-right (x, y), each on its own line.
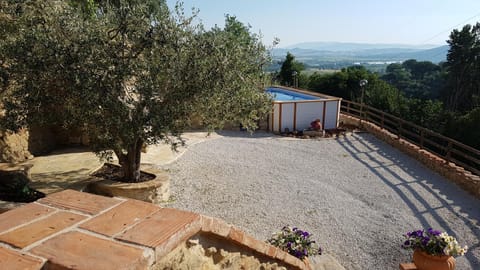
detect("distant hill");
top-left (284, 42), bottom-right (438, 51)
top-left (271, 42), bottom-right (448, 70)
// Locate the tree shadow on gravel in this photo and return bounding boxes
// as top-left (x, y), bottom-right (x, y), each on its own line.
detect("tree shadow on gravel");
top-left (337, 133), bottom-right (480, 268)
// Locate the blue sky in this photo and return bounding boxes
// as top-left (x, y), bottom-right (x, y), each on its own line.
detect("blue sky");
top-left (166, 0), bottom-right (480, 47)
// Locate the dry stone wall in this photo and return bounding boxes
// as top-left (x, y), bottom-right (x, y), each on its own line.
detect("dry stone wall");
top-left (0, 129), bottom-right (32, 163)
top-left (155, 235), bottom-right (289, 270)
top-left (27, 126), bottom-right (57, 155)
top-left (0, 125), bottom-right (88, 162)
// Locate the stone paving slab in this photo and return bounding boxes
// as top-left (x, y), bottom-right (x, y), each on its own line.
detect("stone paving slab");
top-left (0, 203), bottom-right (54, 232)
top-left (80, 199), bottom-right (161, 237)
top-left (0, 246), bottom-right (44, 270)
top-left (38, 189), bottom-right (121, 215)
top-left (0, 211), bottom-right (85, 248)
top-left (30, 231), bottom-right (149, 270)
top-left (116, 208), bottom-right (201, 248)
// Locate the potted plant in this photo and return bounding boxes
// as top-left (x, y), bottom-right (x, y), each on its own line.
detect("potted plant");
top-left (267, 226), bottom-right (322, 260)
top-left (402, 228), bottom-right (468, 270)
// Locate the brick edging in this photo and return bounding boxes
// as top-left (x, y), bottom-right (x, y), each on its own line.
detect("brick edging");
top-left (340, 114), bottom-right (480, 199)
top-left (199, 215), bottom-right (310, 270)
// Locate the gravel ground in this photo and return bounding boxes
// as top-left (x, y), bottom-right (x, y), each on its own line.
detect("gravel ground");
top-left (162, 131), bottom-right (480, 270)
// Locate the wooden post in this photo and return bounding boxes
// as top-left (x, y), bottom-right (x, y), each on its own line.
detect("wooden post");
top-left (397, 121), bottom-right (402, 139)
top-left (420, 130), bottom-right (424, 149)
top-left (446, 141), bottom-right (453, 162)
top-left (360, 103), bottom-right (364, 120)
top-left (381, 112), bottom-right (385, 129)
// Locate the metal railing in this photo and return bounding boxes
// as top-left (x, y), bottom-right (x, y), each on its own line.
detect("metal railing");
top-left (341, 100), bottom-right (480, 176)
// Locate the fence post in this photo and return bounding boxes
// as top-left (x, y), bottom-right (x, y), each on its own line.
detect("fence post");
top-left (397, 121), bottom-right (402, 139)
top-left (381, 112), bottom-right (385, 129)
top-left (360, 103), bottom-right (365, 120)
top-left (420, 130), bottom-right (424, 149)
top-left (446, 141), bottom-right (453, 162)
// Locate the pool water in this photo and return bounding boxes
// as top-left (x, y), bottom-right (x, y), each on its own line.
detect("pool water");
top-left (266, 87), bottom-right (320, 101)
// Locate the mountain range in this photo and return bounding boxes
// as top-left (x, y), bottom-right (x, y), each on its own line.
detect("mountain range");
top-left (271, 42), bottom-right (449, 69)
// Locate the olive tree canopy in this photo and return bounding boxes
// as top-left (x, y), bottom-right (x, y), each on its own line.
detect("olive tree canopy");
top-left (1, 0), bottom-right (272, 182)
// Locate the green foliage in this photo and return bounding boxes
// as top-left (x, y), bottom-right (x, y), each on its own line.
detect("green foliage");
top-left (297, 72), bottom-right (310, 89)
top-left (444, 23), bottom-right (480, 112)
top-left (308, 66), bottom-right (403, 114)
top-left (1, 1), bottom-right (272, 182)
top-left (401, 99), bottom-right (446, 131)
top-left (306, 64), bottom-right (448, 133)
top-left (382, 60), bottom-right (446, 100)
top-left (186, 15), bottom-right (272, 130)
top-left (365, 79), bottom-right (403, 115)
top-left (444, 108), bottom-right (480, 149)
top-left (278, 52), bottom-right (305, 86)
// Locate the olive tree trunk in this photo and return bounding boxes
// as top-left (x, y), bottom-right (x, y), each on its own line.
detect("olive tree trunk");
top-left (115, 139), bottom-right (143, 183)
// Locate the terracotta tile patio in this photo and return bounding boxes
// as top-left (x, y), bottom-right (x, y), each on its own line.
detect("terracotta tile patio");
top-left (0, 189), bottom-right (309, 270)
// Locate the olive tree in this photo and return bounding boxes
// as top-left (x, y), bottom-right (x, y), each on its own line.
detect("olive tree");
top-left (1, 0), bottom-right (272, 182)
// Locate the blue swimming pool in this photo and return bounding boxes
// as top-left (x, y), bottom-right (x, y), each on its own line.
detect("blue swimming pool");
top-left (266, 87), bottom-right (320, 101)
top-left (266, 86), bottom-right (342, 133)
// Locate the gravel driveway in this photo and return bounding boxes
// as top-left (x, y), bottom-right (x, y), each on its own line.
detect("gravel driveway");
top-left (163, 131), bottom-right (480, 270)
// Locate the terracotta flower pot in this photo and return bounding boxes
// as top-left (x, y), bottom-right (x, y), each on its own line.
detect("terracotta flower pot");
top-left (413, 250), bottom-right (455, 270)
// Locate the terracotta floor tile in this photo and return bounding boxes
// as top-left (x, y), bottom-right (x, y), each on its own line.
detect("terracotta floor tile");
top-left (38, 189), bottom-right (121, 215)
top-left (0, 211), bottom-right (86, 248)
top-left (0, 203), bottom-right (54, 233)
top-left (0, 246), bottom-right (44, 270)
top-left (80, 199), bottom-right (161, 237)
top-left (116, 208), bottom-right (200, 248)
top-left (400, 262), bottom-right (418, 270)
top-left (30, 231), bottom-right (148, 270)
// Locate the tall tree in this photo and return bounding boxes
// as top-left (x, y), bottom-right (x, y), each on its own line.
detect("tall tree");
top-left (278, 52), bottom-right (304, 86)
top-left (444, 23), bottom-right (480, 112)
top-left (1, 0), bottom-right (272, 182)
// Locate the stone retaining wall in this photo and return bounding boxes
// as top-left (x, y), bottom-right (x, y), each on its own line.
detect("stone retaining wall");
top-left (340, 114), bottom-right (480, 199)
top-left (0, 129), bottom-right (32, 163)
top-left (0, 126), bottom-right (89, 163)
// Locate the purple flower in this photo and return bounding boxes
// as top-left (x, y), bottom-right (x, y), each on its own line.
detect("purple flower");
top-left (422, 236), bottom-right (430, 246)
top-left (268, 226), bottom-right (322, 259)
top-left (427, 228), bottom-right (441, 236)
top-left (294, 250), bottom-right (303, 258)
top-left (401, 228), bottom-right (466, 256)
